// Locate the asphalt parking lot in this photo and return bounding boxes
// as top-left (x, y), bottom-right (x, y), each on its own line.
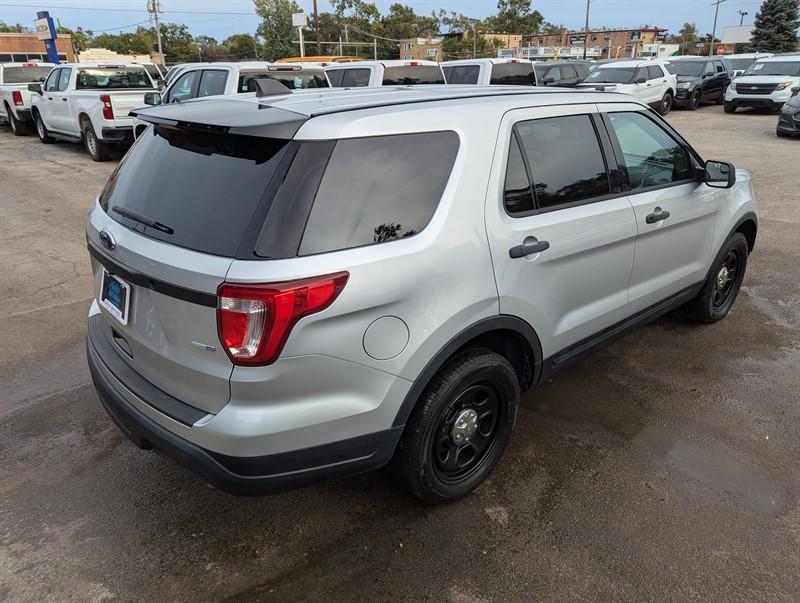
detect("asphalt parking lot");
top-left (1, 105), bottom-right (798, 602)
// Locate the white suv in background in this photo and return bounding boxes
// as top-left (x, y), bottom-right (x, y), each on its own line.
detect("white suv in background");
top-left (724, 55), bottom-right (800, 113)
top-left (325, 60), bottom-right (445, 87)
top-left (580, 59), bottom-right (677, 114)
top-left (441, 58), bottom-right (536, 86)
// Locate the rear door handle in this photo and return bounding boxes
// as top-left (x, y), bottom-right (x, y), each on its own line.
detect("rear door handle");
top-left (646, 208), bottom-right (671, 224)
top-left (509, 240), bottom-right (550, 258)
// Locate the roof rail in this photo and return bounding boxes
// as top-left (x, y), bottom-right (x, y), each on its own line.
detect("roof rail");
top-left (255, 79), bottom-right (292, 97)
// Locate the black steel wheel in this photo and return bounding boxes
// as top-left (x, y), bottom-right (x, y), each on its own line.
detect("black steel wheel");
top-left (688, 90), bottom-right (702, 111)
top-left (659, 92), bottom-right (673, 115)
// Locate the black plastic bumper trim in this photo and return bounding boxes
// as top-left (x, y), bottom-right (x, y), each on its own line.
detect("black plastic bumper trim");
top-left (87, 331), bottom-right (402, 495)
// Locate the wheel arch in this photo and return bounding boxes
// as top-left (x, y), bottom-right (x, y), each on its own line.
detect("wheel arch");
top-left (704, 211), bottom-right (758, 284)
top-left (392, 315), bottom-right (543, 428)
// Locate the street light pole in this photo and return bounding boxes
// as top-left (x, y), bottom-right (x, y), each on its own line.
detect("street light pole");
top-left (709, 0), bottom-right (727, 57)
top-left (582, 0), bottom-right (590, 59)
top-left (738, 10), bottom-right (748, 26)
top-left (312, 0), bottom-right (321, 55)
top-left (147, 0), bottom-right (164, 64)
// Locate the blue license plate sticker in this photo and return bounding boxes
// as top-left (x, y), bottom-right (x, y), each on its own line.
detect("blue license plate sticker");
top-left (100, 269), bottom-right (131, 325)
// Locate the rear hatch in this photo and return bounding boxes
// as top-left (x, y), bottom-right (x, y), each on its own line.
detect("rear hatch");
top-left (87, 114), bottom-right (299, 414)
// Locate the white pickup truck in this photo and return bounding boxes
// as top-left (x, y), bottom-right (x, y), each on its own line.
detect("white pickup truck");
top-left (29, 63), bottom-right (155, 161)
top-left (0, 62), bottom-right (54, 136)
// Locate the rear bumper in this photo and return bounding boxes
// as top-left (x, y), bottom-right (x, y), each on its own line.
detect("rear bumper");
top-left (86, 319), bottom-right (402, 495)
top-left (100, 126), bottom-right (134, 144)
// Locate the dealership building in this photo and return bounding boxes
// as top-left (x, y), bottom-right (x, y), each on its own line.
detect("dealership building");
top-left (0, 32), bottom-right (75, 63)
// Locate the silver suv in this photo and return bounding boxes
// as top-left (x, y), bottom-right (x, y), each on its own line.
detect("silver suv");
top-left (86, 86), bottom-right (758, 503)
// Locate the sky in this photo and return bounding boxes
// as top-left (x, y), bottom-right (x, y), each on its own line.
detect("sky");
top-left (0, 0), bottom-right (770, 41)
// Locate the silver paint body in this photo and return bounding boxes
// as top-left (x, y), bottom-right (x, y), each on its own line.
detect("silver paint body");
top-left (86, 87), bottom-right (757, 458)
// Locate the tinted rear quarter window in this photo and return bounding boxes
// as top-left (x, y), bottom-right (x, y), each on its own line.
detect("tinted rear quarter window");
top-left (100, 126), bottom-right (289, 257)
top-left (382, 66), bottom-right (444, 85)
top-left (443, 65), bottom-right (480, 84)
top-left (341, 68), bottom-right (371, 87)
top-left (299, 131), bottom-right (459, 255)
top-left (490, 63), bottom-right (535, 86)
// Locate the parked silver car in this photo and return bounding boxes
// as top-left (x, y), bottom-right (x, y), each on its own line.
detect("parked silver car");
top-left (86, 86), bottom-right (758, 503)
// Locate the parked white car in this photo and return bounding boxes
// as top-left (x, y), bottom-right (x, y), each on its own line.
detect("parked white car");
top-left (29, 63), bottom-right (156, 160)
top-left (132, 62), bottom-right (330, 138)
top-left (579, 59), bottom-right (677, 114)
top-left (724, 55), bottom-right (800, 113)
top-left (441, 58), bottom-right (537, 86)
top-left (325, 60), bottom-right (445, 87)
top-left (722, 53), bottom-right (774, 78)
top-left (0, 62), bottom-right (54, 136)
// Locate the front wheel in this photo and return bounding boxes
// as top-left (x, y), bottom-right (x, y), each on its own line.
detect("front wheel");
top-left (658, 92), bottom-right (673, 115)
top-left (390, 347), bottom-right (520, 504)
top-left (687, 90), bottom-right (702, 111)
top-left (724, 103), bottom-right (736, 114)
top-left (83, 122), bottom-right (112, 162)
top-left (681, 233), bottom-right (749, 323)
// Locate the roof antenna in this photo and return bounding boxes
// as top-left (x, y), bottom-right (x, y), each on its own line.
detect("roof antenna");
top-left (254, 79), bottom-right (292, 97)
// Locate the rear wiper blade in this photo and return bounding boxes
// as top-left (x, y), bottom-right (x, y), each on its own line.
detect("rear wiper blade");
top-left (112, 205), bottom-right (174, 235)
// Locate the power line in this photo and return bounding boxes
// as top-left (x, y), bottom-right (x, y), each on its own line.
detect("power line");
top-left (0, 3), bottom-right (255, 15)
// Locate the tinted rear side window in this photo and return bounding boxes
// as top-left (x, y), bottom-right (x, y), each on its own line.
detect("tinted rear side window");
top-left (490, 63), bottom-right (535, 86)
top-left (299, 132), bottom-right (459, 255)
top-left (341, 68), bottom-right (371, 87)
top-left (382, 66), bottom-right (445, 85)
top-left (443, 65), bottom-right (480, 84)
top-left (100, 126), bottom-right (289, 257)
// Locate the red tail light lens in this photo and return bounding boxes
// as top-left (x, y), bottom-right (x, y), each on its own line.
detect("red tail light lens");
top-left (217, 272), bottom-right (349, 366)
top-left (12, 90), bottom-right (23, 106)
top-left (100, 94), bottom-right (114, 120)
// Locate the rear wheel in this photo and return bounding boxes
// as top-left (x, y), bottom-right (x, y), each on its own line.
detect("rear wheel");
top-left (83, 121), bottom-right (112, 162)
top-left (688, 90), bottom-right (702, 111)
top-left (34, 111), bottom-right (54, 143)
top-left (6, 105), bottom-right (29, 136)
top-left (390, 347), bottom-right (519, 504)
top-left (681, 233), bottom-right (748, 323)
top-left (658, 92), bottom-right (673, 115)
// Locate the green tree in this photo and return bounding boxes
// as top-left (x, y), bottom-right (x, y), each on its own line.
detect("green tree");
top-left (671, 22), bottom-right (699, 55)
top-left (223, 33), bottom-right (262, 60)
top-left (751, 0), bottom-right (800, 53)
top-left (485, 0), bottom-right (543, 34)
top-left (91, 30), bottom-right (153, 54)
top-left (0, 21), bottom-right (29, 33)
top-left (194, 34), bottom-right (221, 61)
top-left (254, 0), bottom-right (302, 60)
top-left (57, 26), bottom-right (91, 52)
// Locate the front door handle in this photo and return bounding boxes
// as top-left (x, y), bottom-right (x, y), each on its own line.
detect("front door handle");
top-left (61, 97), bottom-right (68, 101)
top-left (509, 240), bottom-right (550, 258)
top-left (646, 207), bottom-right (671, 224)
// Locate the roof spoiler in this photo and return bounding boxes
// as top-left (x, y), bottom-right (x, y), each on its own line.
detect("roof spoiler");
top-left (254, 79), bottom-right (292, 98)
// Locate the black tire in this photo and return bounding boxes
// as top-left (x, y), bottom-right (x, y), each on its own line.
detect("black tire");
top-left (390, 347), bottom-right (520, 504)
top-left (5, 104), bottom-right (29, 136)
top-left (33, 110), bottom-right (54, 143)
top-left (724, 103), bottom-right (736, 114)
top-left (687, 90), bottom-right (702, 111)
top-left (681, 233), bottom-right (749, 324)
top-left (715, 92), bottom-right (725, 105)
top-left (658, 92), bottom-right (673, 115)
top-left (82, 121), bottom-right (112, 162)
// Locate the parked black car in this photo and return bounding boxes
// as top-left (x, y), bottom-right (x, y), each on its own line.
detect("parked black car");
top-left (668, 57), bottom-right (731, 110)
top-left (776, 86), bottom-right (800, 137)
top-left (534, 61), bottom-right (591, 87)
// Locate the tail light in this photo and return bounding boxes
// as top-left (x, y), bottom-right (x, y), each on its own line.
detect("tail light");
top-left (100, 94), bottom-right (114, 120)
top-left (12, 90), bottom-right (23, 106)
top-left (217, 272), bottom-right (349, 366)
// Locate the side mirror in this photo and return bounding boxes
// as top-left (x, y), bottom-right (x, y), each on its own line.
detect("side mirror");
top-left (791, 86), bottom-right (800, 96)
top-left (28, 83), bottom-right (42, 95)
top-left (542, 77), bottom-right (556, 85)
top-left (705, 160), bottom-right (736, 189)
top-left (634, 77), bottom-right (647, 84)
top-left (143, 91), bottom-right (162, 106)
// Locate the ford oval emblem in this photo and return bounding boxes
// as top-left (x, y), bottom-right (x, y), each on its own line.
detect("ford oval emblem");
top-left (99, 230), bottom-right (116, 251)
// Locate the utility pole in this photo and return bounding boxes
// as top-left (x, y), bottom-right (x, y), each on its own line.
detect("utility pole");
top-left (312, 0), bottom-right (321, 55)
top-left (582, 0), bottom-right (590, 59)
top-left (147, 0), bottom-right (164, 64)
top-left (471, 22), bottom-right (476, 59)
top-left (738, 10), bottom-right (748, 26)
top-left (709, 0), bottom-right (726, 57)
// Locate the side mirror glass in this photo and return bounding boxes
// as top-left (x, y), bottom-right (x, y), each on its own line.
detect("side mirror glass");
top-left (705, 160), bottom-right (736, 189)
top-left (143, 91), bottom-right (162, 106)
top-left (28, 83), bottom-right (42, 95)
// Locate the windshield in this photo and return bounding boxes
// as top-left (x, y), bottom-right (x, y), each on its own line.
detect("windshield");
top-left (669, 61), bottom-right (706, 76)
top-left (100, 125), bottom-right (290, 257)
top-left (743, 61), bottom-right (800, 77)
top-left (726, 58), bottom-right (756, 71)
top-left (239, 71), bottom-right (328, 92)
top-left (76, 67), bottom-right (153, 89)
top-left (2, 66), bottom-right (52, 83)
top-left (382, 66), bottom-right (445, 85)
top-left (585, 67), bottom-right (636, 84)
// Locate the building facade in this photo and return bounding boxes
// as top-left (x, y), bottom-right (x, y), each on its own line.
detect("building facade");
top-left (522, 28), bottom-right (667, 59)
top-left (482, 33), bottom-right (523, 49)
top-left (0, 33), bottom-right (75, 63)
top-left (399, 37), bottom-right (443, 62)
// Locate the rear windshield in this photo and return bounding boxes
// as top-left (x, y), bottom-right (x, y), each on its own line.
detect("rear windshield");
top-left (382, 66), bottom-right (445, 85)
top-left (743, 61), bottom-right (800, 77)
top-left (490, 63), bottom-right (535, 86)
top-left (100, 126), bottom-right (289, 257)
top-left (2, 66), bottom-right (52, 83)
top-left (77, 67), bottom-right (153, 89)
top-left (238, 71), bottom-right (328, 92)
top-left (442, 65), bottom-right (480, 84)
